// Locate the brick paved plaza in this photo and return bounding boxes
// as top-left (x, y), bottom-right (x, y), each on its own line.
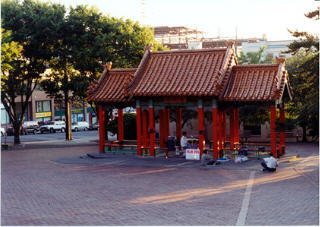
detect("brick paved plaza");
top-left (1, 143), bottom-right (319, 225)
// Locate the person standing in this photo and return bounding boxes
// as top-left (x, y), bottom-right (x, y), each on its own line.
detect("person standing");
top-left (261, 152), bottom-right (278, 172)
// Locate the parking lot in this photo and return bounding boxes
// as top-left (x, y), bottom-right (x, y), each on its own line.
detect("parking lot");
top-left (1, 130), bottom-right (116, 145)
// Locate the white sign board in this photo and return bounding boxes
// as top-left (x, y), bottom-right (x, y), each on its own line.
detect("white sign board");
top-left (186, 149), bottom-right (200, 160)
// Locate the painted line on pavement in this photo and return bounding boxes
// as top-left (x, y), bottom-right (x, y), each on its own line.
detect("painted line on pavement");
top-left (236, 171), bottom-right (255, 226)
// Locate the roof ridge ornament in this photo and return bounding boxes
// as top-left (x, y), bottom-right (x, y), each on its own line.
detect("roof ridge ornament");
top-left (276, 57), bottom-right (285, 65)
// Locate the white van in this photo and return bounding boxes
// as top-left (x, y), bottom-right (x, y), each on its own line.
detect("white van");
top-left (71, 121), bottom-right (89, 132)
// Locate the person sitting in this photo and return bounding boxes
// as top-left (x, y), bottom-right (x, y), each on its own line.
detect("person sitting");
top-left (180, 131), bottom-right (188, 157)
top-left (261, 152), bottom-right (278, 172)
top-left (238, 143), bottom-right (248, 156)
top-left (201, 150), bottom-right (218, 166)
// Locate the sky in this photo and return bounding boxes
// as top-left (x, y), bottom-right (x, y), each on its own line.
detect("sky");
top-left (50, 0), bottom-right (319, 41)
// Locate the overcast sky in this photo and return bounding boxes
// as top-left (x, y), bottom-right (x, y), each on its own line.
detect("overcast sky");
top-left (50, 0), bottom-right (319, 41)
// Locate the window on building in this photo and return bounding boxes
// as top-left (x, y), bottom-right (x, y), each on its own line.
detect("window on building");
top-left (36, 101), bottom-right (51, 113)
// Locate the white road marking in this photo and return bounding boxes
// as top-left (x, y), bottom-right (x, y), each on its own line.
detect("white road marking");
top-left (236, 171), bottom-right (255, 226)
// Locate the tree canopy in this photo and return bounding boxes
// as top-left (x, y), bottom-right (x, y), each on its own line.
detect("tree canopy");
top-left (1, 0), bottom-right (66, 143)
top-left (285, 8), bottom-right (319, 141)
top-left (1, 0), bottom-right (167, 142)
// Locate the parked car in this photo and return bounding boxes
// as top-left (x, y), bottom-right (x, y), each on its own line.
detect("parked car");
top-left (6, 126), bottom-right (27, 136)
top-left (22, 121), bottom-right (40, 134)
top-left (1, 127), bottom-right (5, 136)
top-left (71, 121), bottom-right (89, 132)
top-left (89, 122), bottom-right (99, 130)
top-left (40, 121), bottom-right (65, 133)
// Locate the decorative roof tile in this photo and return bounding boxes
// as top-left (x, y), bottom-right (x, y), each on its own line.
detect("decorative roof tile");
top-left (220, 63), bottom-right (291, 101)
top-left (87, 68), bottom-right (136, 103)
top-left (128, 44), bottom-right (237, 97)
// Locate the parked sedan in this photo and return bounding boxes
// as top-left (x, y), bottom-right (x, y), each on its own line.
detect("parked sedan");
top-left (22, 121), bottom-right (40, 134)
top-left (40, 121), bottom-right (65, 133)
top-left (89, 122), bottom-right (99, 130)
top-left (71, 121), bottom-right (89, 132)
top-left (1, 127), bottom-right (5, 136)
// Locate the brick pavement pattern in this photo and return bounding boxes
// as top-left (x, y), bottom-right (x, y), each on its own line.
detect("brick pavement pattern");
top-left (1, 143), bottom-right (319, 225)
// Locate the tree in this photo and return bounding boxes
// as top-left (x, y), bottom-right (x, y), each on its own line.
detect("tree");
top-left (238, 47), bottom-right (273, 65)
top-left (237, 47), bottom-right (271, 134)
top-left (1, 28), bottom-right (24, 143)
top-left (1, 0), bottom-right (65, 144)
top-left (285, 9), bottom-right (319, 141)
top-left (40, 5), bottom-right (167, 140)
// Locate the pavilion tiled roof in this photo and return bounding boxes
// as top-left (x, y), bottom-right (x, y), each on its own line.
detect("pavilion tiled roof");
top-left (87, 67), bottom-right (136, 103)
top-left (221, 61), bottom-right (291, 101)
top-left (128, 44), bottom-right (237, 97)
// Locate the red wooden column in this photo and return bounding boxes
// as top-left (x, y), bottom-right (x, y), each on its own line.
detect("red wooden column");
top-left (142, 110), bottom-right (149, 150)
top-left (222, 110), bottom-right (227, 149)
top-left (148, 100), bottom-right (156, 157)
top-left (279, 103), bottom-right (286, 155)
top-left (229, 108), bottom-right (235, 150)
top-left (117, 108), bottom-right (124, 142)
top-left (136, 100), bottom-right (142, 156)
top-left (235, 108), bottom-right (240, 144)
top-left (159, 109), bottom-right (166, 148)
top-left (217, 110), bottom-right (221, 151)
top-left (98, 105), bottom-right (105, 153)
top-left (212, 100), bottom-right (219, 159)
top-left (270, 105), bottom-right (277, 157)
top-left (198, 99), bottom-right (205, 158)
top-left (176, 107), bottom-right (182, 144)
top-left (166, 107), bottom-right (170, 137)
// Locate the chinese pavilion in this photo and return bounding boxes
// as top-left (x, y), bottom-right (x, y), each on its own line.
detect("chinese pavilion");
top-left (87, 43), bottom-right (292, 159)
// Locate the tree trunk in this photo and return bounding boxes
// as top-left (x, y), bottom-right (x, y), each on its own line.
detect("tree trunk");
top-left (64, 90), bottom-right (72, 141)
top-left (302, 125), bottom-right (307, 142)
top-left (13, 122), bottom-right (21, 144)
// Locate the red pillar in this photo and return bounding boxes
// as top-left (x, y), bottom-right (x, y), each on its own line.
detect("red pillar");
top-left (117, 108), bottom-right (124, 142)
top-left (222, 110), bottom-right (226, 149)
top-left (229, 109), bottom-right (234, 150)
top-left (198, 106), bottom-right (205, 158)
top-left (149, 105), bottom-right (156, 157)
top-left (212, 100), bottom-right (219, 159)
top-left (98, 105), bottom-right (105, 153)
top-left (159, 109), bottom-right (165, 148)
top-left (176, 107), bottom-right (182, 144)
top-left (166, 107), bottom-right (170, 137)
top-left (235, 108), bottom-right (240, 144)
top-left (142, 110), bottom-right (149, 149)
top-left (89, 112), bottom-right (92, 126)
top-left (136, 106), bottom-right (142, 156)
top-left (270, 106), bottom-right (277, 158)
top-left (280, 104), bottom-right (286, 155)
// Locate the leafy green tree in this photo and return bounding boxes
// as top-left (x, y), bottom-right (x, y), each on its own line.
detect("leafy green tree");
top-left (237, 47), bottom-right (271, 134)
top-left (40, 4), bottom-right (167, 140)
top-left (238, 47), bottom-right (273, 65)
top-left (285, 9), bottom-right (319, 141)
top-left (1, 28), bottom-right (24, 143)
top-left (1, 0), bottom-right (65, 144)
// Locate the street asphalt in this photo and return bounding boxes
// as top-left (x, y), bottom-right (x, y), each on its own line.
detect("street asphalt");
top-left (1, 139), bottom-right (319, 225)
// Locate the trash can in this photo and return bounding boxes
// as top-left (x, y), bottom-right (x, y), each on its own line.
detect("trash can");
top-left (167, 136), bottom-right (176, 152)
